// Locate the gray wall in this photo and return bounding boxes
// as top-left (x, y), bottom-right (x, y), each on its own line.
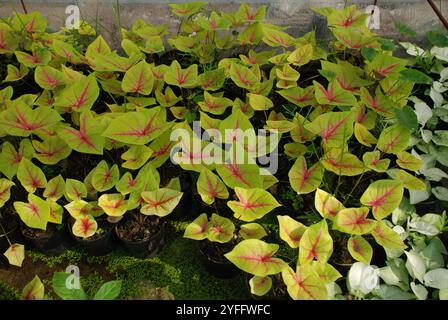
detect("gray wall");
top-left (0, 0), bottom-right (446, 48)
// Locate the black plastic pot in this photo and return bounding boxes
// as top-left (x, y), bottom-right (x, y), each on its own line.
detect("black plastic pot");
top-left (115, 221), bottom-right (165, 258)
top-left (20, 223), bottom-right (67, 255)
top-left (167, 191), bottom-right (196, 221)
top-left (68, 219), bottom-right (118, 256)
top-left (198, 241), bottom-right (240, 279)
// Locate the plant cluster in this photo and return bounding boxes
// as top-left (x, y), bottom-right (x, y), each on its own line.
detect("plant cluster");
top-left (0, 2), bottom-right (447, 300)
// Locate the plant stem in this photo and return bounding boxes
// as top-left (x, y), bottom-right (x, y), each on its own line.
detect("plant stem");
top-left (0, 222), bottom-right (12, 246)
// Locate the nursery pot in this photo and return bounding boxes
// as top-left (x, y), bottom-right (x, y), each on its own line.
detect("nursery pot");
top-left (115, 216), bottom-right (165, 258)
top-left (198, 240), bottom-right (240, 279)
top-left (68, 218), bottom-right (118, 256)
top-left (20, 222), bottom-right (67, 255)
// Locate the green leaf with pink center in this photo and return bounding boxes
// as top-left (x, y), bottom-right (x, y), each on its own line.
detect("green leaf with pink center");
top-left (98, 194), bottom-right (128, 217)
top-left (229, 63), bottom-right (260, 90)
top-left (322, 148), bottom-right (365, 176)
top-left (377, 124), bottom-right (410, 154)
top-left (140, 188), bottom-right (183, 217)
top-left (311, 261), bottom-right (342, 284)
top-left (0, 179), bottom-right (14, 208)
top-left (43, 175), bottom-right (65, 201)
top-left (314, 188), bottom-right (344, 220)
top-left (64, 179), bottom-right (87, 201)
top-left (121, 145), bottom-right (153, 170)
top-left (198, 68), bottom-right (225, 91)
top-left (360, 179), bottom-right (404, 220)
top-left (277, 215), bottom-right (307, 248)
top-left (22, 276), bottom-right (44, 300)
top-left (208, 214), bottom-right (235, 243)
top-left (14, 194), bottom-right (50, 230)
top-left (4, 243), bottom-right (25, 267)
top-left (278, 86), bottom-right (315, 107)
top-left (17, 158), bottom-right (47, 193)
top-left (91, 160), bottom-right (120, 192)
top-left (164, 60), bottom-right (198, 88)
top-left (116, 172), bottom-right (144, 195)
top-left (228, 187), bottom-right (280, 222)
top-left (305, 111), bottom-right (354, 147)
top-left (197, 168), bottom-right (229, 205)
top-left (239, 223), bottom-right (267, 240)
top-left (313, 80), bottom-right (357, 106)
top-left (48, 199), bottom-right (63, 224)
top-left (72, 216), bottom-right (98, 239)
top-left (334, 207), bottom-right (376, 235)
top-left (288, 156), bottom-right (324, 195)
top-left (299, 220), bottom-right (333, 265)
top-left (121, 61), bottom-right (154, 95)
top-left (282, 265), bottom-right (328, 300)
top-left (32, 137), bottom-right (71, 165)
top-left (396, 151), bottom-right (423, 171)
top-left (225, 239), bottom-right (288, 277)
top-left (5, 64), bottom-right (29, 82)
top-left (249, 276), bottom-right (272, 296)
top-left (34, 65), bottom-right (66, 91)
top-left (199, 91), bottom-right (233, 115)
top-left (347, 236), bottom-right (373, 265)
top-left (54, 75), bottom-right (99, 113)
top-left (184, 213), bottom-right (209, 241)
top-left (362, 151), bottom-right (390, 172)
top-left (371, 220), bottom-right (407, 251)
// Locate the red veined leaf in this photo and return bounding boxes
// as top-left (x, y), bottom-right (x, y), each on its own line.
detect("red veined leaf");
top-left (334, 207), bottom-right (376, 235)
top-left (121, 61), bottom-right (154, 95)
top-left (43, 175), bottom-right (65, 201)
top-left (239, 223), bottom-right (267, 240)
top-left (321, 148), bottom-right (365, 176)
top-left (0, 99), bottom-right (62, 137)
top-left (371, 220), bottom-right (407, 250)
top-left (290, 113), bottom-right (314, 143)
top-left (288, 156), bottom-right (324, 194)
top-left (314, 188), bottom-right (344, 220)
top-left (116, 172), bottom-right (145, 195)
top-left (72, 216), bottom-right (98, 238)
top-left (237, 22), bottom-right (264, 46)
top-left (164, 60), bottom-right (198, 88)
top-left (229, 62), bottom-right (260, 90)
top-left (184, 213), bottom-right (209, 240)
top-left (216, 162), bottom-right (264, 189)
top-left (155, 86), bottom-right (182, 107)
top-left (148, 131), bottom-right (174, 168)
top-left (249, 276), bottom-right (272, 297)
top-left (277, 86), bottom-right (315, 107)
top-left (360, 87), bottom-right (396, 118)
top-left (91, 160), bottom-right (120, 192)
top-left (0, 179), bottom-right (14, 207)
top-left (347, 236), bottom-right (373, 265)
top-left (88, 52), bottom-right (139, 72)
top-left (282, 265), bottom-right (328, 300)
top-left (98, 194), bottom-right (128, 217)
top-left (17, 158), bottom-right (47, 193)
top-left (34, 66), bottom-right (66, 90)
top-left (299, 220), bottom-right (333, 265)
top-left (57, 111), bottom-right (106, 155)
top-left (313, 80), bottom-right (357, 106)
top-left (121, 145), bottom-right (153, 170)
top-left (326, 5), bottom-right (367, 28)
top-left (236, 3), bottom-right (267, 22)
top-left (197, 68), bottom-right (226, 91)
top-left (277, 215), bottom-right (307, 248)
top-left (54, 75), bottom-right (99, 112)
top-left (197, 168), bottom-right (229, 205)
top-left (140, 188), bottom-right (183, 217)
top-left (22, 276), bottom-right (44, 300)
top-left (247, 93), bottom-right (273, 111)
top-left (102, 107), bottom-right (172, 145)
top-left (169, 2), bottom-right (207, 17)
top-left (354, 123), bottom-right (377, 147)
top-left (388, 169), bottom-right (427, 191)
top-left (65, 179), bottom-right (88, 201)
top-left (288, 44), bottom-right (313, 66)
top-left (0, 24), bottom-right (18, 53)
top-left (47, 199), bottom-right (63, 224)
top-left (224, 239), bottom-right (288, 277)
top-left (228, 187), bottom-right (280, 222)
top-left (360, 179), bottom-right (404, 220)
top-left (207, 213), bottom-right (235, 243)
top-left (367, 53), bottom-right (407, 78)
top-left (14, 194), bottom-right (50, 230)
top-left (15, 49), bottom-right (51, 68)
top-left (12, 11), bottom-right (46, 33)
top-left (275, 64), bottom-right (300, 82)
top-left (50, 40), bottom-right (83, 64)
top-left (198, 91), bottom-right (233, 115)
top-left (377, 124), bottom-right (410, 154)
top-left (32, 137), bottom-right (71, 165)
top-left (333, 27), bottom-right (376, 49)
top-left (4, 243), bottom-right (25, 267)
top-left (320, 60), bottom-right (374, 94)
top-left (396, 151), bottom-right (423, 171)
top-left (5, 63), bottom-right (29, 82)
top-left (305, 111), bottom-right (354, 147)
top-left (362, 151), bottom-right (390, 172)
top-left (262, 25), bottom-right (295, 47)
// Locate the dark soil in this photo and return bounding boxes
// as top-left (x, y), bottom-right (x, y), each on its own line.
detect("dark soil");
top-left (22, 222), bottom-right (63, 240)
top-left (331, 236), bottom-right (355, 266)
top-left (116, 213), bottom-right (161, 242)
top-left (199, 240), bottom-right (235, 264)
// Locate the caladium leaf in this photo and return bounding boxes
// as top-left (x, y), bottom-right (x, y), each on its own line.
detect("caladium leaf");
top-left (367, 53), bottom-right (407, 78)
top-left (121, 145), bottom-right (153, 170)
top-left (377, 124), bottom-right (410, 153)
top-left (0, 179), bottom-right (14, 207)
top-left (89, 52), bottom-right (138, 72)
top-left (312, 261), bottom-right (342, 284)
top-left (277, 215), bottom-right (307, 248)
top-left (12, 11), bottom-right (47, 33)
top-left (198, 68), bottom-right (225, 91)
top-left (140, 188), bottom-right (183, 217)
top-left (22, 276), bottom-right (44, 300)
top-left (50, 40), bottom-right (83, 64)
top-left (288, 44), bottom-right (313, 66)
top-left (65, 200), bottom-right (98, 219)
top-left (239, 223), bottom-right (267, 240)
top-left (229, 63), bottom-right (260, 90)
top-left (14, 194), bottom-right (50, 230)
top-left (197, 168), bottom-right (229, 205)
top-left (91, 161), bottom-right (120, 192)
top-left (275, 64), bottom-right (300, 82)
top-left (237, 22), bottom-right (264, 46)
top-left (184, 213), bottom-right (209, 240)
top-left (164, 60), bottom-right (198, 88)
top-left (57, 111), bottom-right (106, 155)
top-left (248, 93), bottom-right (273, 111)
top-left (363, 151), bottom-right (390, 172)
top-left (299, 220), bottom-right (333, 265)
top-left (5, 64), bottom-right (29, 82)
top-left (15, 49), bottom-right (51, 68)
top-left (116, 172), bottom-right (144, 195)
top-left (348, 236), bottom-right (373, 265)
top-left (148, 131), bottom-right (174, 168)
top-left (155, 86), bottom-right (181, 107)
top-left (216, 162), bottom-right (263, 189)
top-left (54, 75), bottom-right (99, 112)
top-left (32, 137), bottom-right (71, 165)
top-left (313, 80), bottom-right (357, 106)
top-left (98, 194), bottom-right (128, 217)
top-left (0, 24), bottom-right (17, 53)
top-left (0, 100), bottom-right (62, 137)
top-left (262, 26), bottom-right (295, 47)
top-left (360, 179), bottom-right (404, 220)
top-left (65, 179), bottom-right (87, 201)
top-left (360, 87), bottom-right (396, 118)
top-left (169, 2), bottom-right (206, 17)
top-left (333, 27), bottom-right (375, 49)
top-left (208, 213), bottom-right (235, 243)
top-left (278, 86), bottom-right (315, 107)
top-left (48, 199), bottom-right (63, 224)
top-left (388, 169), bottom-right (426, 191)
top-left (228, 187), bottom-right (280, 222)
top-left (224, 239), bottom-right (287, 277)
top-left (72, 216), bottom-right (98, 239)
top-left (4, 243), bottom-right (25, 267)
top-left (305, 111), bottom-right (354, 147)
top-left (334, 207), bottom-right (376, 235)
top-left (43, 175), bottom-right (65, 201)
top-left (290, 113), bottom-right (314, 143)
top-left (249, 276), bottom-right (272, 296)
top-left (289, 157), bottom-right (324, 194)
top-left (236, 3), bottom-right (267, 22)
top-left (322, 149), bottom-right (365, 176)
top-left (198, 91), bottom-right (233, 115)
top-left (314, 188), bottom-right (344, 220)
top-left (34, 66), bottom-right (66, 90)
top-left (121, 61), bottom-right (154, 95)
top-left (354, 123), bottom-right (377, 147)
top-left (371, 220), bottom-right (407, 251)
top-left (282, 265), bottom-right (328, 300)
top-left (102, 107), bottom-right (172, 145)
top-left (396, 151), bottom-right (423, 171)
top-left (17, 158), bottom-right (47, 193)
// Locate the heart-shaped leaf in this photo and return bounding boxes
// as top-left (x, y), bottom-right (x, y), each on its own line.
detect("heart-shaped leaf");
top-left (164, 60), bottom-right (198, 88)
top-left (229, 63), bottom-right (259, 90)
top-left (72, 216), bottom-right (98, 238)
top-left (34, 65), bottom-right (66, 90)
top-left (334, 207), bottom-right (376, 235)
top-left (361, 179), bottom-right (404, 220)
top-left (314, 188), bottom-right (344, 220)
top-left (377, 124), bottom-right (410, 154)
top-left (288, 157), bottom-right (324, 194)
top-left (54, 75), bottom-right (99, 112)
top-left (208, 213), bottom-right (235, 243)
top-left (4, 243), bottom-right (25, 267)
top-left (197, 168), bottom-right (229, 205)
top-left (22, 276), bottom-right (44, 300)
top-left (91, 160), bottom-right (120, 192)
top-left (65, 179), bottom-right (88, 201)
top-left (140, 188), bottom-right (183, 217)
top-left (43, 175), bottom-right (65, 201)
top-left (121, 145), bottom-right (153, 170)
top-left (313, 80), bottom-right (357, 106)
top-left (32, 137), bottom-right (71, 165)
top-left (198, 91), bottom-right (233, 115)
top-left (121, 61), bottom-right (154, 95)
top-left (228, 187), bottom-right (280, 222)
top-left (14, 194), bottom-right (50, 230)
top-left (305, 111), bottom-right (354, 147)
top-left (363, 151), bottom-right (390, 172)
top-left (282, 265), bottom-right (328, 300)
top-left (239, 223), bottom-right (267, 240)
top-left (371, 220), bottom-right (407, 251)
top-left (299, 220), bottom-right (333, 265)
top-left (184, 213), bottom-right (209, 240)
top-left (347, 236), bottom-right (373, 265)
top-left (0, 179), bottom-right (14, 207)
top-left (98, 194), bottom-right (128, 217)
top-left (322, 148), bottom-right (365, 176)
top-left (277, 215), bottom-right (307, 248)
top-left (278, 86), bottom-right (315, 107)
top-left (396, 151), bottom-right (423, 171)
top-left (249, 276), bottom-right (272, 296)
top-left (17, 158), bottom-right (47, 193)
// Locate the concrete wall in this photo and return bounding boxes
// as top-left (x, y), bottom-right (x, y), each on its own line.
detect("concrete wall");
top-left (0, 0), bottom-right (446, 48)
